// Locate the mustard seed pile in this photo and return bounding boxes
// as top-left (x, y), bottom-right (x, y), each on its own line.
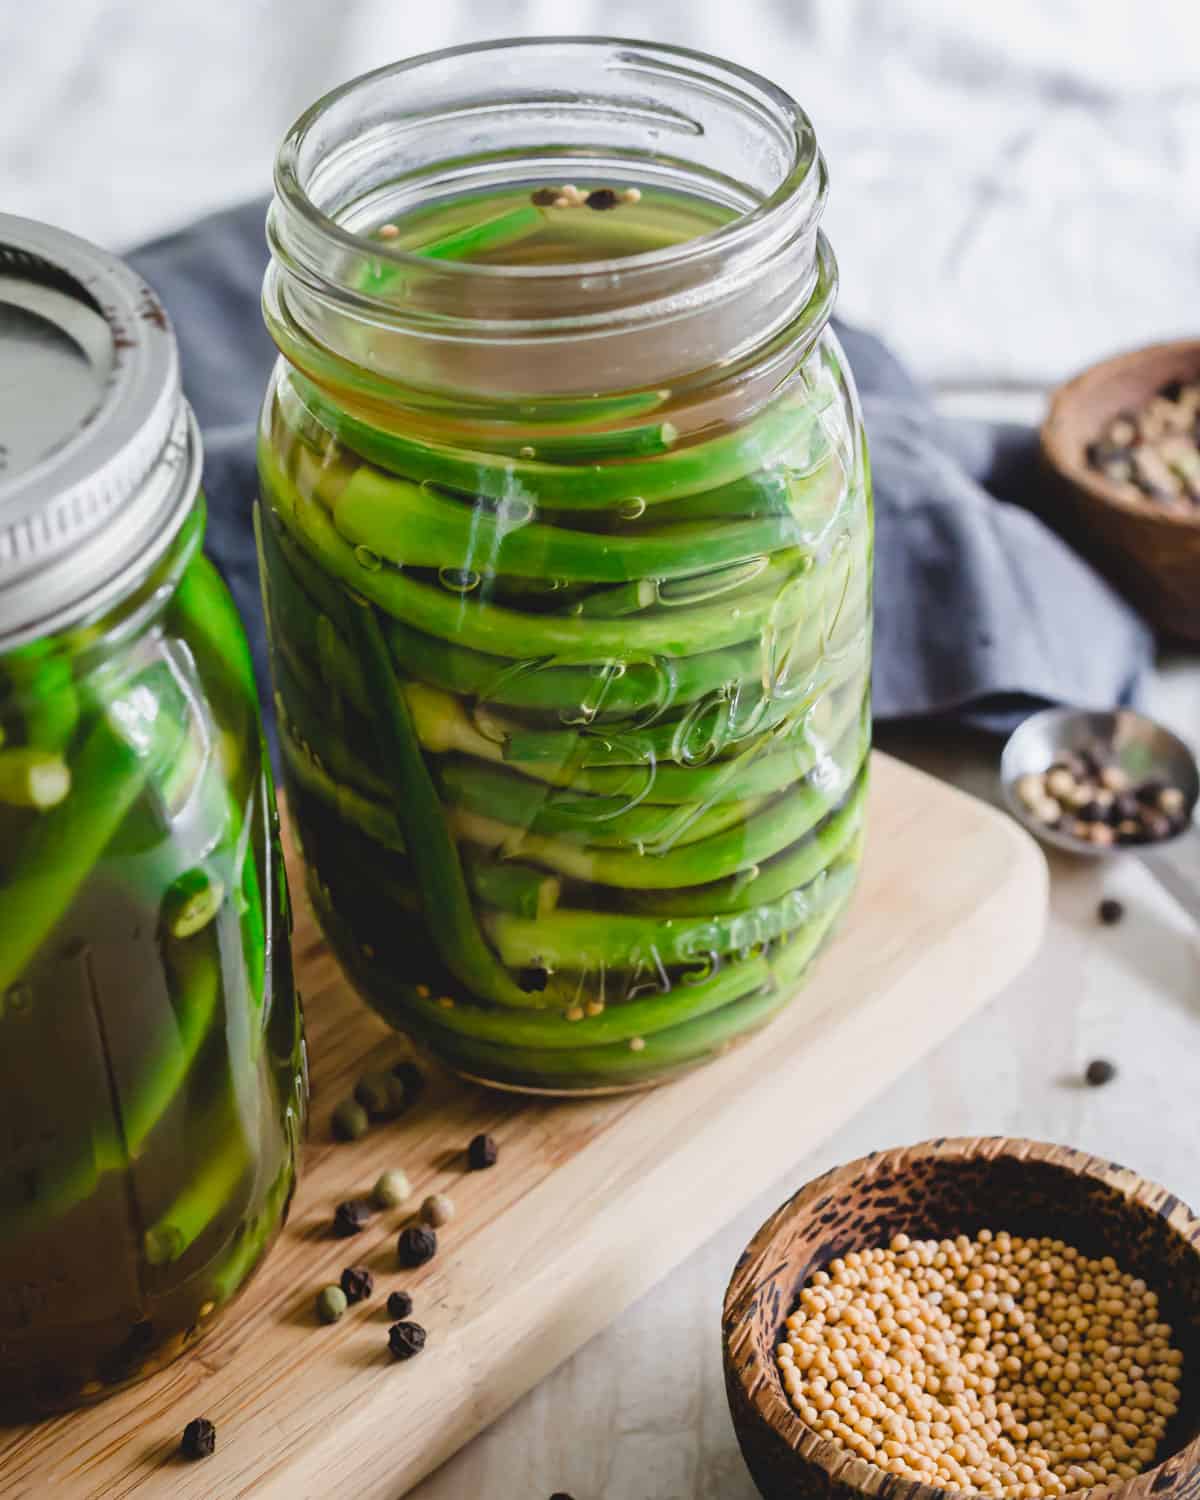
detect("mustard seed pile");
top-left (776, 1231), bottom-right (1183, 1496)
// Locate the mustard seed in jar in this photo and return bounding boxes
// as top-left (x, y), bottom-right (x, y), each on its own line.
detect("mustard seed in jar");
top-left (775, 1231), bottom-right (1183, 1497)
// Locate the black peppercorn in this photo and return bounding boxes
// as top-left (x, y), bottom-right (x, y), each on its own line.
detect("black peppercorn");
top-left (518, 966), bottom-right (549, 993)
top-left (390, 1059), bottom-right (424, 1101)
top-left (355, 1070), bottom-right (397, 1121)
top-left (585, 187), bottom-right (619, 210)
top-left (180, 1417), bottom-right (216, 1460)
top-left (1098, 898), bottom-right (1125, 926)
top-left (468, 1132), bottom-right (499, 1170)
top-left (387, 1290), bottom-right (414, 1320)
top-left (398, 1224), bottom-right (437, 1268)
top-left (333, 1199), bottom-right (372, 1238)
top-left (388, 1320), bottom-right (427, 1361)
top-left (341, 1265), bottom-right (375, 1304)
top-left (1085, 1058), bottom-right (1117, 1087)
top-left (1113, 792), bottom-right (1141, 823)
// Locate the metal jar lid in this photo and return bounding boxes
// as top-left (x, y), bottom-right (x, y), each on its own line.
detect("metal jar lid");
top-left (0, 214), bottom-right (202, 651)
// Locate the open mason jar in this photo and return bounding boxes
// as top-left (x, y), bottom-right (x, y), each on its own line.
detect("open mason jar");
top-left (0, 217), bottom-right (306, 1412)
top-left (259, 39), bottom-right (872, 1094)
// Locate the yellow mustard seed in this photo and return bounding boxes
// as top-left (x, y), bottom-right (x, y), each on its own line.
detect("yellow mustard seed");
top-left (775, 1232), bottom-right (1182, 1497)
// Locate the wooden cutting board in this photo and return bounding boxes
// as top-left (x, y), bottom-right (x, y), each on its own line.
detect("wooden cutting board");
top-left (0, 753), bottom-right (1046, 1500)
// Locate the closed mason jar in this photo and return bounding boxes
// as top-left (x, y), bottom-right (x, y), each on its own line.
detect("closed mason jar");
top-left (259, 40), bottom-right (871, 1095)
top-left (0, 218), bottom-right (306, 1412)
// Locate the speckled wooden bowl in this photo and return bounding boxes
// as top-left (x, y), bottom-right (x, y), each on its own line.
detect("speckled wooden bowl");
top-left (1040, 339), bottom-right (1200, 641)
top-left (723, 1138), bottom-right (1200, 1500)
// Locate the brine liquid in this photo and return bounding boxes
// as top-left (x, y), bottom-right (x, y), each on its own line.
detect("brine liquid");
top-left (0, 550), bottom-right (306, 1413)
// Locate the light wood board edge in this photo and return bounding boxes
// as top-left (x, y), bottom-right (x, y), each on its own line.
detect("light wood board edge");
top-left (0, 754), bottom-right (1048, 1499)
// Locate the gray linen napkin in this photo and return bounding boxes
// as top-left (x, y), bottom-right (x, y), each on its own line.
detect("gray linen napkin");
top-left (128, 200), bottom-right (1154, 736)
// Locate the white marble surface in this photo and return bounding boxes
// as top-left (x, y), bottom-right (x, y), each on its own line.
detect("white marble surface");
top-left (3, 1), bottom-right (1199, 386)
top-left (411, 658), bottom-right (1200, 1500)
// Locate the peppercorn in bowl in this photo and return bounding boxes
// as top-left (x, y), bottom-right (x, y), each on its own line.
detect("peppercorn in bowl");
top-left (1041, 339), bottom-right (1200, 641)
top-left (723, 1138), bottom-right (1200, 1500)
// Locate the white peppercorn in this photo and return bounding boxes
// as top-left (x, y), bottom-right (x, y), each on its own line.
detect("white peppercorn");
top-left (421, 1193), bottom-right (455, 1227)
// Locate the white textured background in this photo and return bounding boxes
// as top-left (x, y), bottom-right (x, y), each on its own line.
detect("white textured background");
top-left (3, 1), bottom-right (1199, 388)
top-left (4, 12), bottom-right (1199, 1499)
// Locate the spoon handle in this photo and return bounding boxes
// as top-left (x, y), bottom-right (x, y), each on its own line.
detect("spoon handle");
top-left (1137, 824), bottom-right (1200, 928)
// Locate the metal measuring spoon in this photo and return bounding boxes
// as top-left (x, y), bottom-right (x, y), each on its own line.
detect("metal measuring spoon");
top-left (1000, 705), bottom-right (1200, 924)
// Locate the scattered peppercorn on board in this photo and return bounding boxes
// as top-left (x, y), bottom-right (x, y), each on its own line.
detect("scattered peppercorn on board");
top-left (0, 753), bottom-right (1046, 1500)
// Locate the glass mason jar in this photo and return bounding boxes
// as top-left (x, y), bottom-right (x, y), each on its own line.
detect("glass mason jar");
top-left (0, 217), bottom-right (306, 1413)
top-left (259, 40), bottom-right (871, 1094)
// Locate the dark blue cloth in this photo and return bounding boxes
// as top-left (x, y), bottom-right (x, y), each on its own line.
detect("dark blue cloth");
top-left (128, 200), bottom-right (1154, 736)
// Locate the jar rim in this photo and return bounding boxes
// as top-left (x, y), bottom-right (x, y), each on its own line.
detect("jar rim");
top-left (273, 36), bottom-right (821, 290)
top-left (0, 216), bottom-right (201, 652)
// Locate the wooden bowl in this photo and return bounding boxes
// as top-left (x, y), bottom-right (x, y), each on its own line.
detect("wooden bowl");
top-left (1040, 339), bottom-right (1200, 641)
top-left (723, 1138), bottom-right (1200, 1500)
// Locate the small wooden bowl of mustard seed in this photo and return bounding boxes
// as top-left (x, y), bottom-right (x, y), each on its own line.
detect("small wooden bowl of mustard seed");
top-left (723, 1138), bottom-right (1200, 1500)
top-left (1041, 339), bottom-right (1200, 640)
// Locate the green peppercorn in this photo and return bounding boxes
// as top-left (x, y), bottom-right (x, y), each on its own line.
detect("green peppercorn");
top-left (332, 1097), bottom-right (369, 1142)
top-left (317, 1285), bottom-right (348, 1324)
top-left (372, 1168), bottom-right (412, 1209)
